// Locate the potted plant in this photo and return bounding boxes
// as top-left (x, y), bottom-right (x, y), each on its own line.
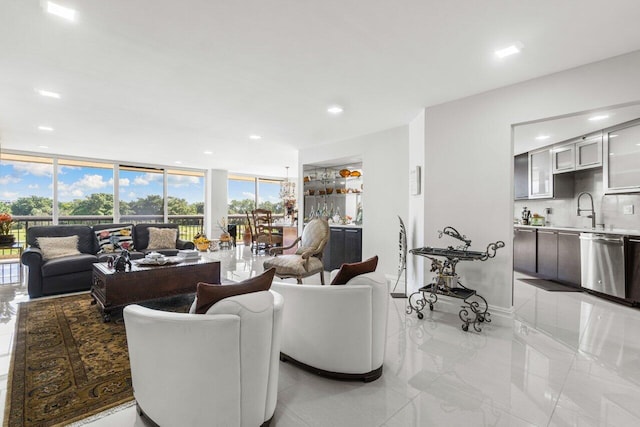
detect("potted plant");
top-left (0, 213), bottom-right (15, 245)
top-left (193, 233), bottom-right (210, 252)
top-left (218, 217), bottom-right (231, 243)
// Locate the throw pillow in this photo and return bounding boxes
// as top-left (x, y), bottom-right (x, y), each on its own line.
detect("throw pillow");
top-left (95, 226), bottom-right (134, 253)
top-left (37, 235), bottom-right (81, 260)
top-left (330, 255), bottom-right (379, 285)
top-left (147, 227), bottom-right (177, 250)
top-left (195, 268), bottom-right (276, 314)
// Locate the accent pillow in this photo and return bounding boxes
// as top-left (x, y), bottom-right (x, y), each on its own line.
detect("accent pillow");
top-left (95, 226), bottom-right (134, 253)
top-left (147, 227), bottom-right (177, 250)
top-left (37, 235), bottom-right (81, 261)
top-left (195, 268), bottom-right (276, 314)
top-left (330, 255), bottom-right (379, 285)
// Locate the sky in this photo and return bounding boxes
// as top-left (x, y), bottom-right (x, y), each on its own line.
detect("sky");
top-left (228, 178), bottom-right (281, 204)
top-left (0, 160), bottom-right (205, 204)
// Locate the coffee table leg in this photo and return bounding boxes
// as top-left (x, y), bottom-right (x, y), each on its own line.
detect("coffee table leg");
top-left (102, 310), bottom-right (112, 323)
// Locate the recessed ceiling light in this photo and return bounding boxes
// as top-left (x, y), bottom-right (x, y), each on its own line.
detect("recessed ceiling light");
top-left (495, 42), bottom-right (523, 59)
top-left (249, 134), bottom-right (262, 140)
top-left (38, 125), bottom-right (54, 131)
top-left (38, 145), bottom-right (49, 149)
top-left (588, 114), bottom-right (609, 121)
top-left (610, 134), bottom-right (619, 138)
top-left (45, 1), bottom-right (77, 21)
top-left (36, 89), bottom-right (61, 99)
top-left (327, 105), bottom-right (344, 115)
top-left (204, 150), bottom-right (213, 155)
top-left (174, 161), bottom-right (183, 164)
top-left (535, 135), bottom-right (550, 140)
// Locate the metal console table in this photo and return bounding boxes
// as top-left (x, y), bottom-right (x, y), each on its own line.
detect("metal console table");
top-left (406, 226), bottom-right (504, 332)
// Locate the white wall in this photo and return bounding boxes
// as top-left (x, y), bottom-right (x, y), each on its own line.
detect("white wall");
top-left (416, 50), bottom-right (640, 310)
top-left (299, 126), bottom-right (409, 278)
top-left (408, 112), bottom-right (425, 290)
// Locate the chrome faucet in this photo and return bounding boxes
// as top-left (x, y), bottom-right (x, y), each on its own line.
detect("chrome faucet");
top-left (577, 191), bottom-right (596, 229)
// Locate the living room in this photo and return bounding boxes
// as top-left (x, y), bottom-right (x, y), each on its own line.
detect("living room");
top-left (2, 1), bottom-right (640, 426)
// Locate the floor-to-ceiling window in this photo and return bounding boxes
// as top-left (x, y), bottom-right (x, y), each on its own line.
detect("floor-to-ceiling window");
top-left (57, 159), bottom-right (114, 224)
top-left (118, 165), bottom-right (165, 222)
top-left (167, 169), bottom-right (205, 240)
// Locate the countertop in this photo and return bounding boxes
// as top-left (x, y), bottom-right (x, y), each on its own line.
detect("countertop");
top-left (327, 224), bottom-right (362, 229)
top-left (514, 224), bottom-right (640, 236)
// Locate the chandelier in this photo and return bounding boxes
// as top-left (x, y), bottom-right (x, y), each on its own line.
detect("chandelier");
top-left (279, 166), bottom-right (296, 202)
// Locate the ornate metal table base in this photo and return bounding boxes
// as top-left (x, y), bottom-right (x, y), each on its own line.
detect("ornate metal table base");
top-left (407, 281), bottom-right (491, 332)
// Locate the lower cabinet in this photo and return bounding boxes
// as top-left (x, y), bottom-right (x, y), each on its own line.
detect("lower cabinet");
top-left (323, 227), bottom-right (362, 271)
top-left (513, 227), bottom-right (581, 287)
top-left (557, 232), bottom-right (581, 287)
top-left (626, 236), bottom-right (640, 303)
top-left (537, 230), bottom-right (558, 279)
top-left (513, 227), bottom-right (536, 274)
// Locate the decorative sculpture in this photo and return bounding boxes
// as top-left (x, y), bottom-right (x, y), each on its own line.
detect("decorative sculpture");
top-left (390, 215), bottom-right (407, 298)
top-left (113, 250), bottom-right (132, 272)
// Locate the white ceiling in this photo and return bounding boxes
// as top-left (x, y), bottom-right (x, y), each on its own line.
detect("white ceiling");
top-left (1, 0), bottom-right (640, 177)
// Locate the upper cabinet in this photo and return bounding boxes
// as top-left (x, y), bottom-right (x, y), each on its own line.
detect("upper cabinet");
top-left (552, 132), bottom-right (602, 174)
top-left (604, 118), bottom-right (640, 194)
top-left (529, 148), bottom-right (553, 198)
top-left (514, 153), bottom-right (529, 200)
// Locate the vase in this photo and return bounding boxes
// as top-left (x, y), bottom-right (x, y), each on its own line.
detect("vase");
top-left (220, 232), bottom-right (231, 242)
top-left (0, 234), bottom-right (15, 245)
top-left (196, 241), bottom-right (210, 251)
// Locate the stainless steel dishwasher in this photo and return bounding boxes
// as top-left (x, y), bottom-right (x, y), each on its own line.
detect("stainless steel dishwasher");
top-left (579, 233), bottom-right (625, 298)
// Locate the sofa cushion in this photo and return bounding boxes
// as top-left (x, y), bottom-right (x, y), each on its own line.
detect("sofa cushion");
top-left (41, 253), bottom-right (97, 277)
top-left (133, 223), bottom-right (180, 250)
top-left (94, 224), bottom-right (135, 253)
top-left (37, 236), bottom-right (81, 260)
top-left (330, 255), bottom-right (379, 285)
top-left (194, 268), bottom-right (275, 314)
top-left (27, 225), bottom-right (96, 254)
top-left (147, 227), bottom-right (177, 250)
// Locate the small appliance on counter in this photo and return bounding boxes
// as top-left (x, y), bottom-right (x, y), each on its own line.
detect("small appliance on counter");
top-left (530, 215), bottom-right (545, 226)
top-left (521, 207), bottom-right (531, 225)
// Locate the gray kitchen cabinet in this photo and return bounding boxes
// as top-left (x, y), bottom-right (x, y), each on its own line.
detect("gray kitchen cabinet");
top-left (537, 230), bottom-right (558, 279)
top-left (604, 118), bottom-right (640, 193)
top-left (514, 153), bottom-right (529, 200)
top-left (626, 236), bottom-right (640, 303)
top-left (529, 148), bottom-right (553, 198)
top-left (552, 143), bottom-right (575, 174)
top-left (513, 227), bottom-right (536, 274)
top-left (557, 231), bottom-right (581, 287)
top-left (323, 227), bottom-right (362, 271)
top-left (575, 133), bottom-right (602, 170)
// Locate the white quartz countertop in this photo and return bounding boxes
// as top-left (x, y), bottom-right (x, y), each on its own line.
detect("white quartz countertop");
top-left (514, 224), bottom-right (640, 236)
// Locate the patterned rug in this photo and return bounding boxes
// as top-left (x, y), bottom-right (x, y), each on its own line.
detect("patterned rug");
top-left (4, 293), bottom-right (192, 426)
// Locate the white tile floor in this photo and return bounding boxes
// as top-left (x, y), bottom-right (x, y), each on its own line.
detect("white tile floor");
top-left (2, 248), bottom-right (640, 426)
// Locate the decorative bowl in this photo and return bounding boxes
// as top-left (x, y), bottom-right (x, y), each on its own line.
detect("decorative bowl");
top-left (349, 170), bottom-right (361, 177)
top-left (339, 169), bottom-right (351, 177)
top-left (326, 187), bottom-right (334, 194)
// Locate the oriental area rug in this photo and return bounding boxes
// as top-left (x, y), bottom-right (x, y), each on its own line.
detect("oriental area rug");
top-left (4, 293), bottom-right (191, 427)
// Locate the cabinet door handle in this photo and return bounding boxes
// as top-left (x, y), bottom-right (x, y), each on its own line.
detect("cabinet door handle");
top-left (629, 239), bottom-right (640, 243)
top-left (538, 231), bottom-right (557, 235)
top-left (345, 229), bottom-right (359, 233)
top-left (517, 229), bottom-right (535, 233)
top-left (558, 232), bottom-right (577, 236)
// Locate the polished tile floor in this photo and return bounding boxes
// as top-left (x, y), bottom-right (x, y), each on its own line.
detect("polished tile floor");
top-left (2, 248), bottom-right (640, 426)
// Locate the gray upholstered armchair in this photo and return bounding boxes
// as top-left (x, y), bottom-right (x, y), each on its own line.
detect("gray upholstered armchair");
top-left (263, 218), bottom-right (330, 284)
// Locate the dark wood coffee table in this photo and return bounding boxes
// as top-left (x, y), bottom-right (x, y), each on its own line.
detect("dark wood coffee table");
top-left (91, 257), bottom-right (221, 322)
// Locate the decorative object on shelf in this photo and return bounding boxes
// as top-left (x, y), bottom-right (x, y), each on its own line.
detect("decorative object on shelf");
top-left (349, 170), bottom-right (361, 177)
top-left (390, 216), bottom-right (408, 298)
top-left (193, 233), bottom-right (210, 251)
top-left (406, 226), bottom-right (505, 332)
top-left (339, 169), bottom-right (351, 177)
top-left (0, 213), bottom-right (15, 244)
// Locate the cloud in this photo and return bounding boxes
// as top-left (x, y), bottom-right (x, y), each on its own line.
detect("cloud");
top-left (119, 178), bottom-right (130, 187)
top-left (58, 165), bottom-right (80, 174)
top-left (0, 175), bottom-right (21, 185)
top-left (242, 191), bottom-right (255, 199)
top-left (1, 191), bottom-right (18, 199)
top-left (133, 173), bottom-right (162, 186)
top-left (58, 174), bottom-right (110, 199)
top-left (168, 175), bottom-right (201, 187)
top-left (11, 162), bottom-right (53, 177)
top-left (27, 184), bottom-right (39, 189)
top-left (127, 191), bottom-right (137, 199)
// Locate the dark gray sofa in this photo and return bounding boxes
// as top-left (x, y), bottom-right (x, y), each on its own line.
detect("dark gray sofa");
top-left (21, 223), bottom-right (195, 298)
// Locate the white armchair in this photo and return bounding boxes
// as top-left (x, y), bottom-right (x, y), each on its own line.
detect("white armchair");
top-left (271, 271), bottom-right (388, 382)
top-left (123, 290), bottom-right (283, 427)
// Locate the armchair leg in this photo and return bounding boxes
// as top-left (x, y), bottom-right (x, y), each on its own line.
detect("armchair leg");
top-left (320, 271), bottom-right (325, 285)
top-left (296, 278), bottom-right (302, 284)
